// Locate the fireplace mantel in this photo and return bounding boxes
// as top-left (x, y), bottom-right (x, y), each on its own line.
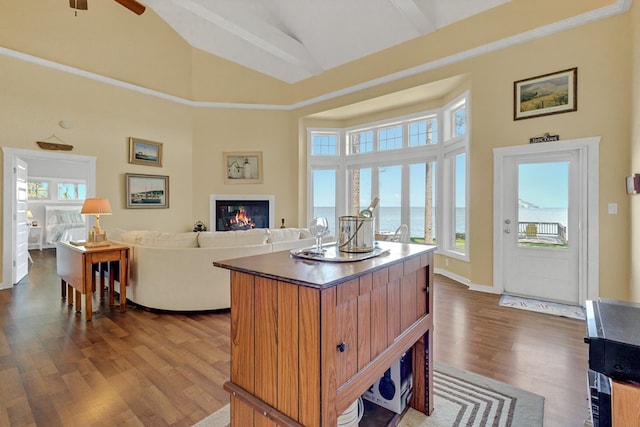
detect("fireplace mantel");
top-left (209, 194), bottom-right (275, 231)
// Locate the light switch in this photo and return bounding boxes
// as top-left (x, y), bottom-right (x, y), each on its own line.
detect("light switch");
top-left (608, 203), bottom-right (618, 214)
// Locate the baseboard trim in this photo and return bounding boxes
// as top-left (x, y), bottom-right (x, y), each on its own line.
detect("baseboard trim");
top-left (434, 268), bottom-right (498, 294)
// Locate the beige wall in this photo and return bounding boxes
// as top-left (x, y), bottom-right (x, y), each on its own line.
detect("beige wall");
top-left (0, 0), bottom-right (636, 300)
top-left (190, 108), bottom-right (300, 228)
top-left (293, 13), bottom-right (633, 298)
top-left (0, 55), bottom-right (194, 232)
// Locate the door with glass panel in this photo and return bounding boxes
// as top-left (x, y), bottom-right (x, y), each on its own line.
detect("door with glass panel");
top-left (501, 151), bottom-right (580, 304)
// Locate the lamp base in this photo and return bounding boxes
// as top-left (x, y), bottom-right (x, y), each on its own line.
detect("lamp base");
top-left (88, 229), bottom-right (107, 245)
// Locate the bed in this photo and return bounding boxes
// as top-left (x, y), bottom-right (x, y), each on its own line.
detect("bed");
top-left (45, 205), bottom-right (87, 244)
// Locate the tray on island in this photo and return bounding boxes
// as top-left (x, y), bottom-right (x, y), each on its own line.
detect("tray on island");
top-left (290, 243), bottom-right (389, 262)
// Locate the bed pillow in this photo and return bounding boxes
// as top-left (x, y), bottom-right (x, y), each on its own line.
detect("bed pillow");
top-left (56, 211), bottom-right (84, 224)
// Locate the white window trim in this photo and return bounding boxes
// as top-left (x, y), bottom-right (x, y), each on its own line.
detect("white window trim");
top-left (307, 91), bottom-right (470, 260)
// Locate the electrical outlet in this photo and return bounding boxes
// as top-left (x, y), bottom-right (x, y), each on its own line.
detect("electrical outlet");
top-left (608, 203), bottom-right (618, 215)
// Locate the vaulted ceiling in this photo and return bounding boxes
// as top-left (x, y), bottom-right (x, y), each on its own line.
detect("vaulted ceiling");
top-left (140, 0), bottom-right (511, 84)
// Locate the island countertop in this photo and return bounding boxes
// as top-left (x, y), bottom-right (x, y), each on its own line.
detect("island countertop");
top-left (213, 241), bottom-right (437, 289)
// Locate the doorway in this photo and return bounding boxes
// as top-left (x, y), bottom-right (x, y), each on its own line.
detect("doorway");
top-left (493, 137), bottom-right (600, 305)
top-left (2, 148), bottom-right (96, 290)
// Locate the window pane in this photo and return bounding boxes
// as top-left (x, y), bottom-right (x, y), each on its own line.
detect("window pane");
top-left (455, 153), bottom-right (466, 251)
top-left (410, 162), bottom-right (436, 244)
top-left (313, 169), bottom-right (336, 235)
top-left (409, 118), bottom-right (437, 146)
top-left (28, 181), bottom-right (49, 199)
top-left (378, 165), bottom-right (402, 232)
top-left (351, 167), bottom-right (372, 215)
top-left (78, 184), bottom-right (87, 200)
top-left (378, 126), bottom-right (402, 151)
top-left (58, 183), bottom-right (76, 200)
top-left (350, 131), bottom-right (373, 154)
top-left (517, 162), bottom-right (568, 248)
top-left (311, 134), bottom-right (337, 156)
top-left (453, 107), bottom-right (466, 137)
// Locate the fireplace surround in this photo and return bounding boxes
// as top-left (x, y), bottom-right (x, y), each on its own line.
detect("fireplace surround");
top-left (210, 194), bottom-right (275, 231)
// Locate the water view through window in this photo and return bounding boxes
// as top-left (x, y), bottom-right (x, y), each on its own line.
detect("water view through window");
top-left (517, 161), bottom-right (569, 247)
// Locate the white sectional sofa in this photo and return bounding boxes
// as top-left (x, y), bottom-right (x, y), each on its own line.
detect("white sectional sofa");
top-left (108, 228), bottom-right (320, 311)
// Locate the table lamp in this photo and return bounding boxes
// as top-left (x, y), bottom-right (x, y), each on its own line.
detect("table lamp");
top-left (81, 197), bottom-right (112, 246)
top-left (27, 210), bottom-right (35, 226)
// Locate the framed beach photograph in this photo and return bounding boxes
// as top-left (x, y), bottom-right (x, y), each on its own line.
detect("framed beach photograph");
top-left (223, 151), bottom-right (263, 184)
top-left (514, 68), bottom-right (577, 120)
top-left (129, 137), bottom-right (163, 167)
top-left (125, 173), bottom-right (169, 208)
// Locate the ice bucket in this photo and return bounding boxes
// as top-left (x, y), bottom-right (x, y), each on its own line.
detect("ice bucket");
top-left (337, 215), bottom-right (375, 253)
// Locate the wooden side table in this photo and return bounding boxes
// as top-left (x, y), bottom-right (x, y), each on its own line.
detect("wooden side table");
top-left (56, 241), bottom-right (129, 321)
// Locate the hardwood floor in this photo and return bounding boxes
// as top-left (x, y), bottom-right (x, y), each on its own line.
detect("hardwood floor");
top-left (0, 249), bottom-right (590, 426)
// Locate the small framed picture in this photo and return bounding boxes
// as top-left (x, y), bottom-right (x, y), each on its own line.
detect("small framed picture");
top-left (129, 137), bottom-right (163, 167)
top-left (514, 68), bottom-right (577, 120)
top-left (223, 151), bottom-right (263, 184)
top-left (125, 173), bottom-right (169, 208)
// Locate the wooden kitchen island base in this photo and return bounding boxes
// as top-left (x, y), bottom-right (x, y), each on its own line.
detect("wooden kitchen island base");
top-left (214, 242), bottom-right (436, 427)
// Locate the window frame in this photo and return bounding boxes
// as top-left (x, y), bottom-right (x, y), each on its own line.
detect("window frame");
top-left (307, 91), bottom-right (470, 261)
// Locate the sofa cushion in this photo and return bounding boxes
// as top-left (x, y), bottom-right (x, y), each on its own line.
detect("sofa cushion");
top-left (235, 229), bottom-right (269, 245)
top-left (138, 231), bottom-right (199, 248)
top-left (197, 231), bottom-right (236, 248)
top-left (268, 228), bottom-right (301, 242)
top-left (198, 229), bottom-right (269, 248)
top-left (109, 229), bottom-right (150, 244)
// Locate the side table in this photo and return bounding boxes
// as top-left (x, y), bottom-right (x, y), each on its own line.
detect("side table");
top-left (28, 225), bottom-right (44, 251)
top-left (56, 241), bottom-right (129, 321)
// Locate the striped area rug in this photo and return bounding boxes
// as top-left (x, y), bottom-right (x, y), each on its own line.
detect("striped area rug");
top-left (398, 362), bottom-right (544, 426)
top-left (194, 363), bottom-right (543, 427)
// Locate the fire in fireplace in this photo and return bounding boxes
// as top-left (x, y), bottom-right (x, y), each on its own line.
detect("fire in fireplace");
top-left (210, 195), bottom-right (275, 231)
top-left (229, 209), bottom-right (255, 230)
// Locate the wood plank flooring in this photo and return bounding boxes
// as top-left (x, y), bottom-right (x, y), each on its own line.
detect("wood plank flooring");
top-left (0, 249), bottom-right (590, 426)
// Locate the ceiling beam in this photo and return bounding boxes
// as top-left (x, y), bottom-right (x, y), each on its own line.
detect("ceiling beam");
top-left (175, 0), bottom-right (323, 75)
top-left (389, 0), bottom-right (436, 35)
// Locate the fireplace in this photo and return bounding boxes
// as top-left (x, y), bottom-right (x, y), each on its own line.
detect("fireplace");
top-left (210, 195), bottom-right (275, 231)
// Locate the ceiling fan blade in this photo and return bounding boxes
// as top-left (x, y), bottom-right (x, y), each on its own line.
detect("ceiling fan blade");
top-left (113, 0), bottom-right (146, 15)
top-left (69, 0), bottom-right (88, 10)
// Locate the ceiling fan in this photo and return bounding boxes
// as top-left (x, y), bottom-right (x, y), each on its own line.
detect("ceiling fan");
top-left (69, 0), bottom-right (146, 15)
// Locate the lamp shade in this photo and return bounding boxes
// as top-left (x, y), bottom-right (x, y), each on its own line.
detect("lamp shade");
top-left (81, 198), bottom-right (112, 215)
top-left (27, 210), bottom-right (33, 219)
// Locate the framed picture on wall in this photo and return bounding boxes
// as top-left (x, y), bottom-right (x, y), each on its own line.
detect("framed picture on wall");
top-left (223, 151), bottom-right (263, 184)
top-left (514, 67), bottom-right (577, 120)
top-left (128, 137), bottom-right (163, 167)
top-left (125, 173), bottom-right (169, 208)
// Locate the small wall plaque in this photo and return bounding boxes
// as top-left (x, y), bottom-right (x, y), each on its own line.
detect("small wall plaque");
top-left (529, 133), bottom-right (559, 144)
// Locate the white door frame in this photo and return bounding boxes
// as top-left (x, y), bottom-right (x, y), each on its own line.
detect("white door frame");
top-left (1, 147), bottom-right (96, 290)
top-left (493, 136), bottom-right (600, 304)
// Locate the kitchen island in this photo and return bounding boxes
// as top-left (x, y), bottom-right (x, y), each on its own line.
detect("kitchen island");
top-left (213, 241), bottom-right (437, 426)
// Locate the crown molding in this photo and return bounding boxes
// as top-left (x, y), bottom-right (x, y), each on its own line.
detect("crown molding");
top-left (0, 0), bottom-right (631, 112)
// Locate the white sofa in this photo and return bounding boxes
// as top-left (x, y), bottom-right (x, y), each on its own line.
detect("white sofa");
top-left (108, 228), bottom-right (321, 311)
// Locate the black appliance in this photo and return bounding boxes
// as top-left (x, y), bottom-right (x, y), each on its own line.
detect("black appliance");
top-left (587, 369), bottom-right (611, 427)
top-left (584, 299), bottom-right (640, 383)
top-left (584, 298), bottom-right (640, 427)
